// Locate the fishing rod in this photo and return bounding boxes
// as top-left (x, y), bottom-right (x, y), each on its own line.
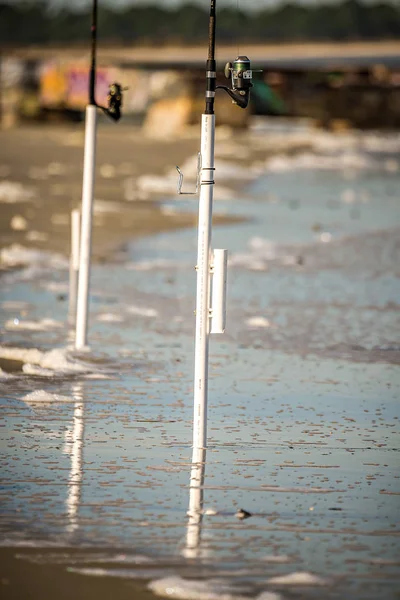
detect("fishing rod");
top-left (75, 0), bottom-right (125, 350)
top-left (206, 0), bottom-right (254, 113)
top-left (89, 0), bottom-right (124, 120)
top-left (185, 0), bottom-right (255, 450)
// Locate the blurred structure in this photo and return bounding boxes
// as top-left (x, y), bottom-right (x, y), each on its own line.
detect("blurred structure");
top-left (1, 0), bottom-right (400, 130)
top-left (1, 43), bottom-right (400, 131)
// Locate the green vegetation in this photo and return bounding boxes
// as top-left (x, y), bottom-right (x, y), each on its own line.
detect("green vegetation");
top-left (0, 0), bottom-right (399, 46)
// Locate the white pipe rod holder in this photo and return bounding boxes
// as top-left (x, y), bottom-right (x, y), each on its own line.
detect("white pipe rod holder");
top-left (75, 105), bottom-right (97, 350)
top-left (183, 446), bottom-right (206, 559)
top-left (193, 113), bottom-right (215, 450)
top-left (210, 248), bottom-right (228, 334)
top-left (68, 209), bottom-right (81, 324)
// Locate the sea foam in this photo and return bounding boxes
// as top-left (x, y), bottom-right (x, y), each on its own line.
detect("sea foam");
top-left (149, 577), bottom-right (252, 600)
top-left (1, 244), bottom-right (67, 269)
top-left (22, 390), bottom-right (75, 404)
top-left (267, 571), bottom-right (329, 586)
top-left (0, 181), bottom-right (36, 203)
top-left (5, 318), bottom-right (63, 332)
top-left (0, 346), bottom-right (89, 374)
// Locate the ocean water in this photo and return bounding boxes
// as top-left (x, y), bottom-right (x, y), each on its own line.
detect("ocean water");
top-left (1, 122), bottom-right (400, 599)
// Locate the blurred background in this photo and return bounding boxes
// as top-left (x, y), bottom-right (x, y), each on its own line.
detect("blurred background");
top-left (1, 0), bottom-right (400, 130)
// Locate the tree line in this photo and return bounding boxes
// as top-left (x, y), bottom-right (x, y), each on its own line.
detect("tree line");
top-left (0, 0), bottom-right (399, 46)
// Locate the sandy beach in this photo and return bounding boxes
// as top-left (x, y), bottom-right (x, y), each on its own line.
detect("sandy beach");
top-left (0, 119), bottom-right (312, 264)
top-left (0, 122), bottom-right (202, 262)
top-left (0, 119), bottom-right (252, 600)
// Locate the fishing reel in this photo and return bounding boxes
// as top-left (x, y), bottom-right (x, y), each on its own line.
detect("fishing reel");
top-left (104, 82), bottom-right (125, 122)
top-left (217, 56), bottom-right (256, 109)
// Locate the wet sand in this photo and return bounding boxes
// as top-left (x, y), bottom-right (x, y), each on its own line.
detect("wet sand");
top-left (0, 548), bottom-right (155, 600)
top-left (0, 122), bottom-right (242, 265)
top-left (0, 122), bottom-right (214, 600)
top-left (0, 121), bottom-right (247, 600)
top-left (1, 122), bottom-right (399, 600)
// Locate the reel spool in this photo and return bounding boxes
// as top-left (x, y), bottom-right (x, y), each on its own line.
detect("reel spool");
top-left (218, 56), bottom-right (257, 109)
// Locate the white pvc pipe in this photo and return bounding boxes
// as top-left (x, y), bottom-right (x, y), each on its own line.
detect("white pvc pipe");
top-left (68, 209), bottom-right (81, 324)
top-left (193, 113), bottom-right (215, 450)
top-left (183, 446), bottom-right (205, 559)
top-left (210, 248), bottom-right (228, 334)
top-left (75, 105), bottom-right (97, 350)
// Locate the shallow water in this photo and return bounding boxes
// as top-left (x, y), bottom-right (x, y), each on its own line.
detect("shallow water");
top-left (1, 123), bottom-right (400, 599)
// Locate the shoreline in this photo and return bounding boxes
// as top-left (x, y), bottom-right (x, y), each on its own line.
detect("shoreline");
top-left (0, 117), bottom-right (319, 270)
top-left (0, 122), bottom-right (246, 268)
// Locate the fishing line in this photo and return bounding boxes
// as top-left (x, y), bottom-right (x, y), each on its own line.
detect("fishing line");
top-left (237, 0), bottom-right (240, 56)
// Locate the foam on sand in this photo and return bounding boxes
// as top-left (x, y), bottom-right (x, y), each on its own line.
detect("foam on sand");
top-left (1, 244), bottom-right (67, 269)
top-left (22, 364), bottom-right (58, 376)
top-left (246, 317), bottom-right (271, 328)
top-left (267, 571), bottom-right (329, 586)
top-left (68, 566), bottom-right (176, 580)
top-left (149, 578), bottom-right (282, 600)
top-left (22, 390), bottom-right (75, 404)
top-left (5, 318), bottom-right (63, 332)
top-left (96, 313), bottom-right (125, 323)
top-left (127, 305), bottom-right (158, 318)
top-left (266, 151), bottom-right (375, 172)
top-left (0, 539), bottom-right (64, 548)
top-left (0, 181), bottom-right (36, 203)
top-left (261, 555), bottom-right (294, 564)
top-left (148, 577), bottom-right (253, 600)
top-left (0, 346), bottom-right (90, 374)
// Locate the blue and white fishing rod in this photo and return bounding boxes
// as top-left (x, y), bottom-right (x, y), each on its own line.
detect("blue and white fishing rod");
top-left (75, 0), bottom-right (124, 350)
top-left (181, 0), bottom-right (254, 452)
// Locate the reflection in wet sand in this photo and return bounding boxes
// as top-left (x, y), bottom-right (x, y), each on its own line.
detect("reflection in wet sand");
top-left (64, 384), bottom-right (84, 534)
top-left (183, 447), bottom-right (206, 559)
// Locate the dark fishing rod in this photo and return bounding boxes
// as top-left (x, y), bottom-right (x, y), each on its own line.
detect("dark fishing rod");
top-left (89, 0), bottom-right (97, 106)
top-left (89, 0), bottom-right (124, 121)
top-left (76, 0), bottom-right (126, 350)
top-left (205, 0), bottom-right (217, 115)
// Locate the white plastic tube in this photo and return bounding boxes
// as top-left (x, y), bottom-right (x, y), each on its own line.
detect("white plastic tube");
top-left (75, 105), bottom-right (97, 350)
top-left (210, 249), bottom-right (228, 334)
top-left (68, 209), bottom-right (81, 324)
top-left (183, 446), bottom-right (206, 559)
top-left (193, 113), bottom-right (215, 450)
